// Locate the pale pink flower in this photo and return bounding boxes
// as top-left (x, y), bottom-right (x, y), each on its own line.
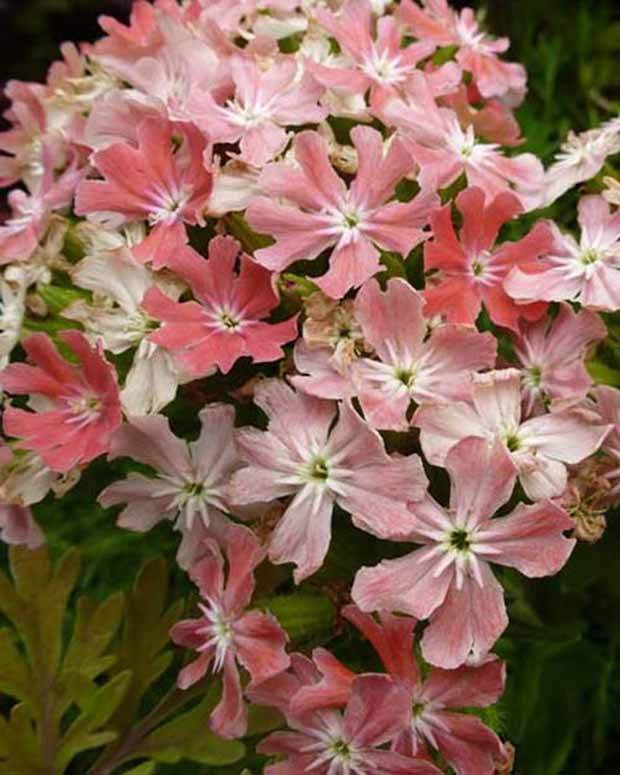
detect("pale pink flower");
top-left (591, 386), bottom-right (620, 499)
top-left (352, 436), bottom-right (576, 668)
top-left (99, 41), bottom-right (229, 127)
top-left (399, 0), bottom-right (526, 102)
top-left (414, 368), bottom-right (610, 499)
top-left (246, 126), bottom-right (437, 299)
top-left (1, 331), bottom-right (122, 473)
top-left (170, 527), bottom-right (290, 739)
top-left (542, 125), bottom-right (620, 208)
top-left (0, 505), bottom-right (44, 549)
top-left (351, 277), bottom-right (497, 430)
top-left (0, 146), bottom-right (83, 263)
top-left (290, 292), bottom-right (364, 400)
top-left (64, 247), bottom-right (184, 415)
top-left (229, 379), bottom-right (428, 582)
top-left (375, 72), bottom-right (543, 209)
top-left (74, 117), bottom-right (213, 266)
top-left (310, 0), bottom-right (435, 98)
top-left (99, 404), bottom-right (240, 569)
top-left (251, 655), bottom-right (440, 775)
top-left (0, 80), bottom-right (66, 189)
top-left (0, 442), bottom-right (48, 549)
top-left (512, 304), bottom-right (606, 416)
top-left (199, 56), bottom-right (326, 167)
top-left (341, 607), bottom-right (508, 775)
top-left (423, 187), bottom-right (552, 332)
top-left (143, 235), bottom-right (298, 376)
top-left (504, 195), bottom-right (620, 311)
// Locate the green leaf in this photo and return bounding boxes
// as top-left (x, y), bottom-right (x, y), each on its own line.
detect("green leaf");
top-left (123, 764), bottom-right (157, 775)
top-left (107, 558), bottom-right (183, 730)
top-left (263, 593), bottom-right (335, 641)
top-left (55, 672), bottom-right (131, 772)
top-left (133, 691), bottom-right (245, 766)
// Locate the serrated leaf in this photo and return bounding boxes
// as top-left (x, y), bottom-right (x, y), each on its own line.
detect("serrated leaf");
top-left (0, 629), bottom-right (33, 705)
top-left (55, 672), bottom-right (131, 771)
top-left (108, 557), bottom-right (183, 730)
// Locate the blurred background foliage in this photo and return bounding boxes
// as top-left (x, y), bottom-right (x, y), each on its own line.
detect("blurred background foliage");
top-left (1, 1), bottom-right (620, 774)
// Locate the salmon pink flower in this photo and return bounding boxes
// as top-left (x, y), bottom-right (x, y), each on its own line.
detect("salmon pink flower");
top-left (504, 195), bottom-right (620, 311)
top-left (200, 56), bottom-right (326, 167)
top-left (251, 655), bottom-right (440, 775)
top-left (229, 379), bottom-right (428, 582)
top-left (74, 117), bottom-right (213, 266)
top-left (398, 0), bottom-right (526, 102)
top-left (1, 331), bottom-right (122, 473)
top-left (352, 436), bottom-right (577, 668)
top-left (99, 404), bottom-right (240, 569)
top-left (414, 368), bottom-right (611, 499)
top-left (310, 0), bottom-right (435, 98)
top-left (423, 186), bottom-right (552, 331)
top-left (512, 304), bottom-right (606, 416)
top-left (170, 527), bottom-right (290, 739)
top-left (375, 72), bottom-right (543, 209)
top-left (341, 607), bottom-right (508, 775)
top-left (246, 126), bottom-right (437, 299)
top-left (351, 277), bottom-right (497, 430)
top-left (143, 235), bottom-right (298, 376)
top-left (0, 146), bottom-right (84, 263)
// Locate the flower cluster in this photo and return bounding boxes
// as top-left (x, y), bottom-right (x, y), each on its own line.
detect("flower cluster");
top-left (1, 0), bottom-right (620, 772)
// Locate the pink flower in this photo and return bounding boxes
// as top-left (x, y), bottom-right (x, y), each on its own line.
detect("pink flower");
top-left (74, 117), bottom-right (213, 266)
top-left (170, 527), bottom-right (290, 739)
top-left (542, 125), bottom-right (620, 207)
top-left (341, 607), bottom-right (508, 775)
top-left (310, 0), bottom-right (435, 97)
top-left (399, 0), bottom-right (526, 102)
top-left (423, 186), bottom-right (552, 332)
top-left (252, 655), bottom-right (440, 775)
top-left (415, 368), bottom-right (610, 499)
top-left (375, 72), bottom-right (543, 209)
top-left (229, 379), bottom-right (428, 582)
top-left (512, 304), bottom-right (606, 416)
top-left (0, 146), bottom-right (83, 263)
top-left (142, 235), bottom-right (298, 376)
top-left (95, 0), bottom-right (162, 61)
top-left (504, 195), bottom-right (620, 311)
top-left (591, 386), bottom-right (620, 499)
top-left (99, 404), bottom-right (240, 569)
top-left (200, 56), bottom-right (326, 167)
top-left (246, 126), bottom-right (437, 299)
top-left (351, 277), bottom-right (497, 430)
top-left (1, 331), bottom-right (122, 473)
top-left (352, 436), bottom-right (576, 668)
top-left (0, 504), bottom-right (44, 549)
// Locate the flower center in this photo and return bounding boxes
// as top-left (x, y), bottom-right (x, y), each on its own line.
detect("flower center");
top-left (309, 457), bottom-right (329, 481)
top-left (198, 600), bottom-right (234, 672)
top-left (505, 433), bottom-right (521, 452)
top-left (449, 528), bottom-right (471, 551)
top-left (580, 248), bottom-right (601, 265)
top-left (220, 311), bottom-right (240, 329)
top-left (412, 701), bottom-right (427, 718)
top-left (524, 364), bottom-right (542, 388)
top-left (394, 367), bottom-right (415, 388)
